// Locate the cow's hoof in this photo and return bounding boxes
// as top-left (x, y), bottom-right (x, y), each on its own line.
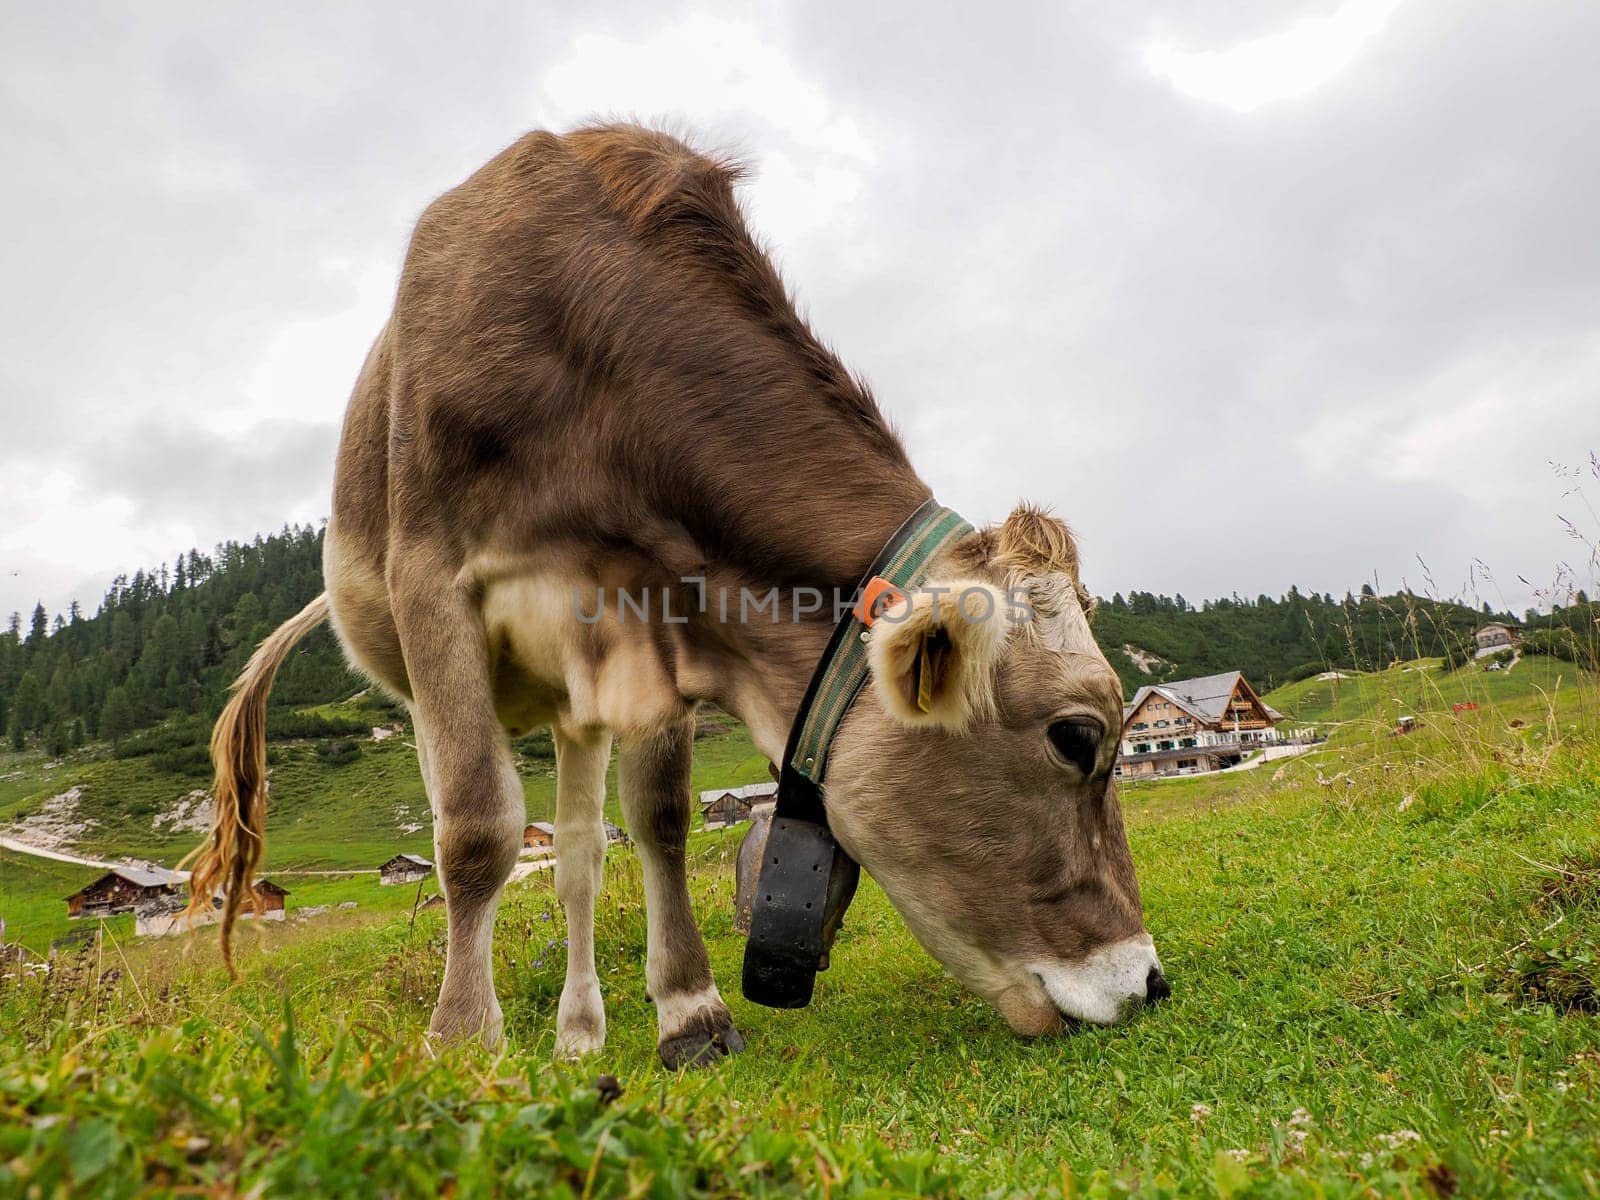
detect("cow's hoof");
top-left (658, 1016), bottom-right (745, 1069)
top-left (556, 981), bottom-right (606, 1058)
top-left (429, 997), bottom-right (504, 1049)
top-left (555, 1022), bottom-right (607, 1060)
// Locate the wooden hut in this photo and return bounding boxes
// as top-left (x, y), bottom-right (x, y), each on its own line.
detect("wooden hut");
top-left (251, 879), bottom-right (290, 915)
top-left (65, 864), bottom-right (186, 918)
top-left (698, 782), bottom-right (778, 830)
top-left (523, 821), bottom-right (556, 850)
top-left (379, 853), bottom-right (434, 886)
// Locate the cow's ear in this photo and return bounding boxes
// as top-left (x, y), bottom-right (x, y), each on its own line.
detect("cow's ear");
top-left (868, 580), bottom-right (1008, 730)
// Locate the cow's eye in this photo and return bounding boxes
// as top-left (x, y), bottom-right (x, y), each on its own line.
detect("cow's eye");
top-left (1047, 717), bottom-right (1104, 774)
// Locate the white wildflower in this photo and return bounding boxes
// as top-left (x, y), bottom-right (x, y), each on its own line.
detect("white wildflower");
top-left (1191, 1102), bottom-right (1212, 1122)
top-left (1279, 1107), bottom-right (1315, 1156)
top-left (1377, 1129), bottom-right (1422, 1150)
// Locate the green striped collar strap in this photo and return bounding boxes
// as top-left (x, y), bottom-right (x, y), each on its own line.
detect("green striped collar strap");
top-left (786, 501), bottom-right (973, 787)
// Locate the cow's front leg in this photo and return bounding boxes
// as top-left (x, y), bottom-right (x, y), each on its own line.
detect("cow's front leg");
top-left (393, 560), bottom-right (524, 1048)
top-left (619, 719), bottom-right (744, 1068)
top-left (553, 725), bottom-right (612, 1057)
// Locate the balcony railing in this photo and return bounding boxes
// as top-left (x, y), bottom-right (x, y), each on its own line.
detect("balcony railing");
top-left (1118, 733), bottom-right (1323, 767)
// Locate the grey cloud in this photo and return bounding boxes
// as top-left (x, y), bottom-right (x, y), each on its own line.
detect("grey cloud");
top-left (3, 0), bottom-right (1598, 621)
top-left (78, 419), bottom-right (339, 529)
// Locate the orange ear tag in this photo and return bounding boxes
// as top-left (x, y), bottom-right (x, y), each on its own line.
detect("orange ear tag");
top-left (855, 576), bottom-right (905, 626)
top-left (916, 633), bottom-right (934, 713)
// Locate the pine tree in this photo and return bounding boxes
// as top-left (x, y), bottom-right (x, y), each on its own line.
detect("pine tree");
top-left (27, 603), bottom-right (48, 648)
top-left (11, 671), bottom-right (42, 733)
top-left (100, 686), bottom-right (135, 747)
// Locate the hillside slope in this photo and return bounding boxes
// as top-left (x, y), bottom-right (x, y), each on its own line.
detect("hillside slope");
top-left (1264, 654), bottom-right (1598, 726)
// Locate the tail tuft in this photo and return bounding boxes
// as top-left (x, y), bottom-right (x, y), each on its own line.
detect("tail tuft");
top-left (180, 593), bottom-right (329, 976)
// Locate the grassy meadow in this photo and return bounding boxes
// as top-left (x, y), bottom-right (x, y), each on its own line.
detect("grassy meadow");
top-left (1, 658), bottom-right (1597, 1196)
top-left (0, 706), bottom-right (773, 956)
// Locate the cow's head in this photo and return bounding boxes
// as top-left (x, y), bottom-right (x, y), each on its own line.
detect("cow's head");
top-left (826, 505), bottom-right (1165, 1033)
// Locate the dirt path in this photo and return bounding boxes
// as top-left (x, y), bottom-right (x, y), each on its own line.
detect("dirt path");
top-left (0, 834), bottom-right (121, 871)
top-left (1220, 741), bottom-right (1323, 773)
top-left (0, 837), bottom-right (384, 879)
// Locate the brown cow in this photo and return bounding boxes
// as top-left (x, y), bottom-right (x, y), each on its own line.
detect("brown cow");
top-left (186, 124), bottom-right (1166, 1067)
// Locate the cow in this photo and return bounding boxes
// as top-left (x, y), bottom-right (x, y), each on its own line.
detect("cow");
top-left (186, 124), bottom-right (1167, 1068)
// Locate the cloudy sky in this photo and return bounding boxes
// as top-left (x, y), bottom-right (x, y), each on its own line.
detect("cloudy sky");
top-left (3, 0), bottom-right (1597, 623)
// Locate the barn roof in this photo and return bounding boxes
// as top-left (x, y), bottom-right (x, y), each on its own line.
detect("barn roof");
top-left (697, 782), bottom-right (777, 807)
top-left (382, 853), bottom-right (433, 869)
top-left (63, 862), bottom-right (188, 900)
top-left (525, 821), bottom-right (557, 835)
top-left (1125, 671), bottom-right (1272, 728)
top-left (117, 863), bottom-right (188, 887)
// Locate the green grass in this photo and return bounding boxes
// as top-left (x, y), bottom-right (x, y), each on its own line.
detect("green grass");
top-left (3, 684), bottom-right (1598, 1195)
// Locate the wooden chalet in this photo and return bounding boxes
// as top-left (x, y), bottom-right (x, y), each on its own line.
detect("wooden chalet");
top-left (698, 782), bottom-right (777, 830)
top-left (64, 864), bottom-right (187, 918)
top-left (379, 853), bottom-right (434, 886)
top-left (1472, 622), bottom-right (1521, 658)
top-left (1115, 671), bottom-right (1281, 779)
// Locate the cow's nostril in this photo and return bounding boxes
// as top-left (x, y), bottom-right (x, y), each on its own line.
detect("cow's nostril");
top-left (1145, 965), bottom-right (1171, 1003)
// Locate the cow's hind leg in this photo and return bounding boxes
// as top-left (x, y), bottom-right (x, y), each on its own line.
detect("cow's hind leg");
top-left (552, 725), bottom-right (612, 1057)
top-left (620, 720), bottom-right (743, 1068)
top-left (392, 559), bottom-right (524, 1047)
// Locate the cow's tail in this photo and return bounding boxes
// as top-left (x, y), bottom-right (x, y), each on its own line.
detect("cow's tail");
top-left (181, 592), bottom-right (330, 976)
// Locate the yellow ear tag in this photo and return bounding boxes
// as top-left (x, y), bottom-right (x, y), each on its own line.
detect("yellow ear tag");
top-left (916, 632), bottom-right (934, 713)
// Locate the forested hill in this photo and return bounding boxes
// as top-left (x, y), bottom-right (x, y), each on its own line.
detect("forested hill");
top-left (1092, 588), bottom-right (1518, 693)
top-left (0, 525), bottom-right (1587, 752)
top-left (0, 527), bottom-right (357, 754)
